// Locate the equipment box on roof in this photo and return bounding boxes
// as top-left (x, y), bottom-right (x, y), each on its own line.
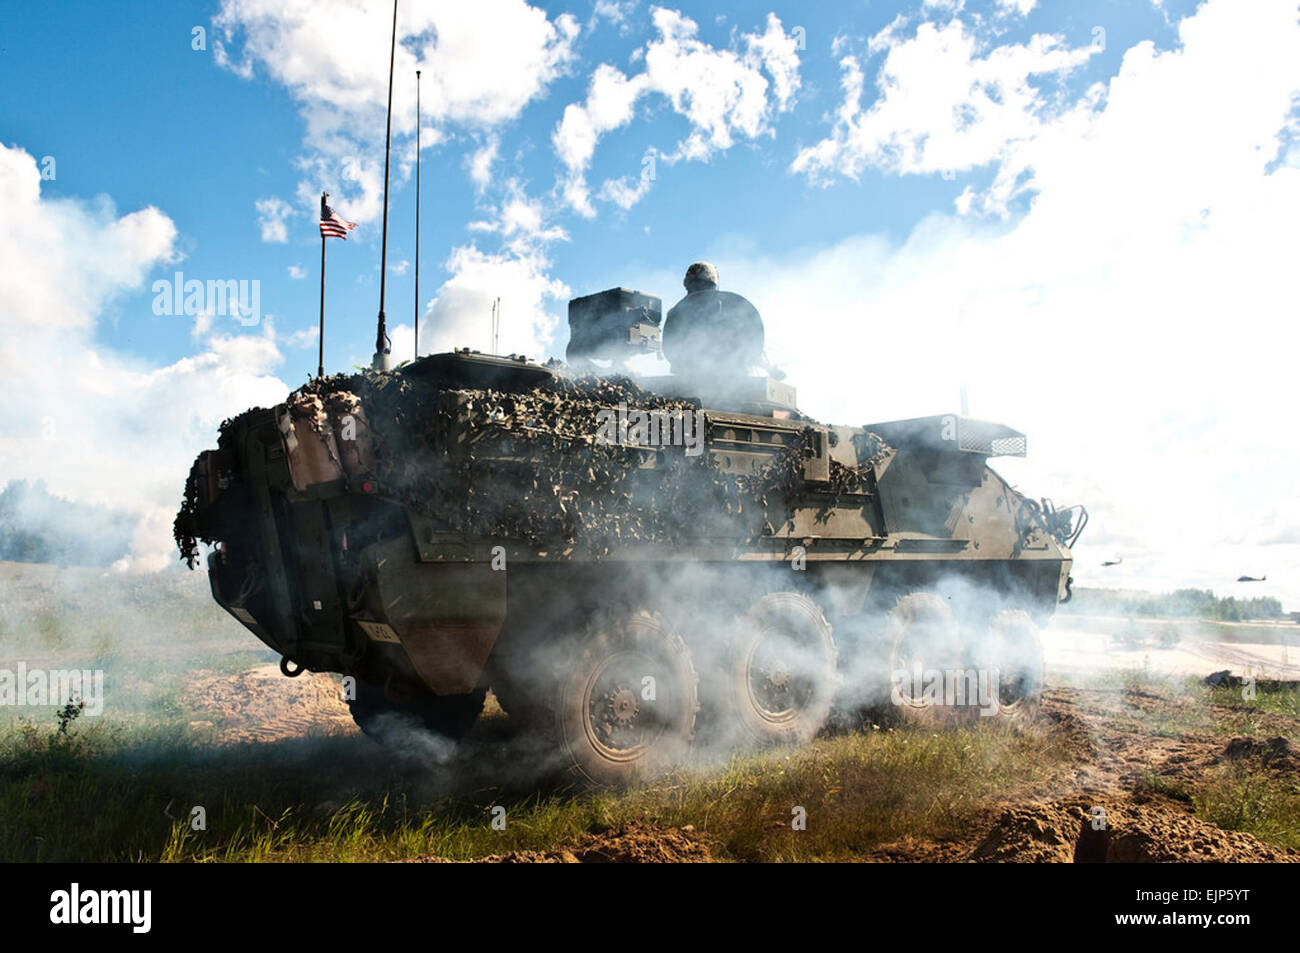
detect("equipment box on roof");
top-left (566, 287), bottom-right (662, 364)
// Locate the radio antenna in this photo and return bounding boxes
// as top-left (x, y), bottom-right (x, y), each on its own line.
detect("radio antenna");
top-left (414, 67), bottom-right (421, 361)
top-left (371, 0), bottom-right (398, 371)
top-left (491, 296), bottom-right (500, 354)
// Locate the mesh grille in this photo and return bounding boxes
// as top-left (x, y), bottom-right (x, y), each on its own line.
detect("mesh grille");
top-left (990, 436), bottom-right (1027, 457)
top-left (958, 420), bottom-right (1027, 457)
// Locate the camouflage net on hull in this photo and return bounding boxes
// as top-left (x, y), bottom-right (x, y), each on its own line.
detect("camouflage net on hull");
top-left (175, 370), bottom-right (845, 562)
top-left (175, 461), bottom-right (204, 568)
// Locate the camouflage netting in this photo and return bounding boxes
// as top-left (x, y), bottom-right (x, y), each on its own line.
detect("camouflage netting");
top-left (175, 459), bottom-right (204, 568)
top-left (331, 371), bottom-right (814, 555)
top-left (176, 368), bottom-right (886, 562)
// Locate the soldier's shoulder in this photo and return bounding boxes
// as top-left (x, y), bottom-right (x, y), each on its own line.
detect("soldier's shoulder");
top-left (716, 292), bottom-right (762, 323)
top-left (666, 290), bottom-right (714, 318)
top-left (716, 290), bottom-right (757, 307)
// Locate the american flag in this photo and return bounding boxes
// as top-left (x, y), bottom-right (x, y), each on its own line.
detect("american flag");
top-left (320, 194), bottom-right (357, 239)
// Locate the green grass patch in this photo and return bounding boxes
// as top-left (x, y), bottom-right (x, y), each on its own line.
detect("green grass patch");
top-left (0, 711), bottom-right (1070, 863)
top-left (1190, 765), bottom-right (1300, 849)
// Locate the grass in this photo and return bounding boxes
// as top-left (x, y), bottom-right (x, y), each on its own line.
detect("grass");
top-left (1, 558), bottom-right (1073, 862)
top-left (3, 560), bottom-right (1297, 862)
top-left (1054, 667), bottom-right (1300, 738)
top-left (1151, 674), bottom-right (1300, 740)
top-left (4, 663), bottom-right (1296, 860)
top-left (1206, 682), bottom-right (1300, 719)
top-left (1192, 766), bottom-right (1300, 848)
top-left (1110, 673), bottom-right (1300, 850)
top-left (0, 707), bottom-right (1069, 862)
top-left (1142, 764), bottom-right (1300, 851)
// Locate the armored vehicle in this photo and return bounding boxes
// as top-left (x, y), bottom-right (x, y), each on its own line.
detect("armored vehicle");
top-left (176, 287), bottom-right (1084, 785)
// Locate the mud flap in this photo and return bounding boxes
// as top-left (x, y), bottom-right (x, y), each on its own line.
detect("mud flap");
top-left (358, 536), bottom-right (506, 695)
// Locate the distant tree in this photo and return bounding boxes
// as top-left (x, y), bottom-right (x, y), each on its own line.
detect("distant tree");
top-left (1062, 586), bottom-right (1286, 621)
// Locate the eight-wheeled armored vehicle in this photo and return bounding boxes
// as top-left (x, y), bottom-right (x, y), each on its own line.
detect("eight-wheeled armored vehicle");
top-left (177, 287), bottom-right (1084, 784)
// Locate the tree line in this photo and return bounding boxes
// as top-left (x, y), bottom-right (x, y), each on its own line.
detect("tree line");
top-left (1064, 586), bottom-right (1286, 621)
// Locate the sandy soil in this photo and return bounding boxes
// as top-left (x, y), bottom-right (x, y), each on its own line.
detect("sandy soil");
top-left (183, 664), bottom-right (358, 744)
top-left (409, 824), bottom-right (715, 863)
top-left (861, 685), bottom-right (1299, 863)
top-left (1043, 619), bottom-right (1300, 680)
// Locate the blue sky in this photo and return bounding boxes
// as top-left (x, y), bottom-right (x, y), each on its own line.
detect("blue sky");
top-left (4, 0), bottom-right (1189, 372)
top-left (2, 0), bottom-right (1299, 607)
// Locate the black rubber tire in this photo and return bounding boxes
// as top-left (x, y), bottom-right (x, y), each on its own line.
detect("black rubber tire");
top-left (886, 592), bottom-right (970, 725)
top-left (347, 681), bottom-right (486, 743)
top-left (983, 609), bottom-right (1045, 721)
top-left (719, 591), bottom-right (839, 747)
top-left (555, 610), bottom-right (699, 787)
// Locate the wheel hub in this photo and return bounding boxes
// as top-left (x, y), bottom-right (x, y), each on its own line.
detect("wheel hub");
top-left (591, 682), bottom-right (644, 751)
top-left (765, 659), bottom-right (791, 689)
top-left (748, 635), bottom-right (812, 719)
top-left (584, 650), bottom-right (665, 759)
top-left (608, 687), bottom-right (639, 724)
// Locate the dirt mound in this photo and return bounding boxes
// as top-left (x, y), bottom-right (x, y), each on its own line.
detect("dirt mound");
top-left (970, 800), bottom-right (1088, 862)
top-left (971, 796), bottom-right (1297, 863)
top-left (1041, 698), bottom-right (1098, 762)
top-left (184, 664), bottom-right (357, 744)
top-left (860, 835), bottom-right (978, 864)
top-left (563, 824), bottom-right (714, 862)
top-left (410, 824), bottom-right (714, 863)
top-left (1096, 800), bottom-right (1297, 862)
top-left (1217, 736), bottom-right (1297, 771)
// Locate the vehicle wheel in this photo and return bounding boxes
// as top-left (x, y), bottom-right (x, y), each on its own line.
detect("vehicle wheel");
top-left (348, 681), bottom-right (486, 743)
top-left (719, 591), bottom-right (839, 746)
top-left (886, 592), bottom-right (969, 725)
top-left (556, 610), bottom-right (698, 787)
top-left (984, 609), bottom-right (1045, 721)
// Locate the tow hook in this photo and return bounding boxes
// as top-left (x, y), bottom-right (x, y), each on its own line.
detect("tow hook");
top-left (280, 656), bottom-right (306, 678)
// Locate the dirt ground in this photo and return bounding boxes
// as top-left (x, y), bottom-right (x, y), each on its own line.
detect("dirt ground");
top-left (860, 686), bottom-right (1298, 863)
top-left (184, 664), bottom-right (357, 744)
top-left (426, 686), bottom-right (1299, 864)
top-left (408, 824), bottom-right (715, 863)
top-left (180, 664), bottom-right (1299, 863)
top-left (1043, 620), bottom-right (1300, 681)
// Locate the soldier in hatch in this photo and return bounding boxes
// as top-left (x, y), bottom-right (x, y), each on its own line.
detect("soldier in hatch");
top-left (660, 261), bottom-right (765, 384)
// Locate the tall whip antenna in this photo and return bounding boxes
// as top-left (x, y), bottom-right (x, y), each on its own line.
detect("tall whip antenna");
top-left (414, 67), bottom-right (421, 361)
top-left (371, 0), bottom-right (399, 372)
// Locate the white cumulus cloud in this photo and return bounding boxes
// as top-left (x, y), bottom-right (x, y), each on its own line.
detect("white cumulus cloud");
top-left (0, 144), bottom-right (289, 572)
top-left (554, 9), bottom-right (802, 216)
top-left (255, 196), bottom-right (293, 243)
top-left (791, 15), bottom-right (1096, 212)
top-left (414, 244), bottom-right (570, 360)
top-left (745, 0), bottom-right (1300, 605)
top-left (214, 0), bottom-right (579, 223)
